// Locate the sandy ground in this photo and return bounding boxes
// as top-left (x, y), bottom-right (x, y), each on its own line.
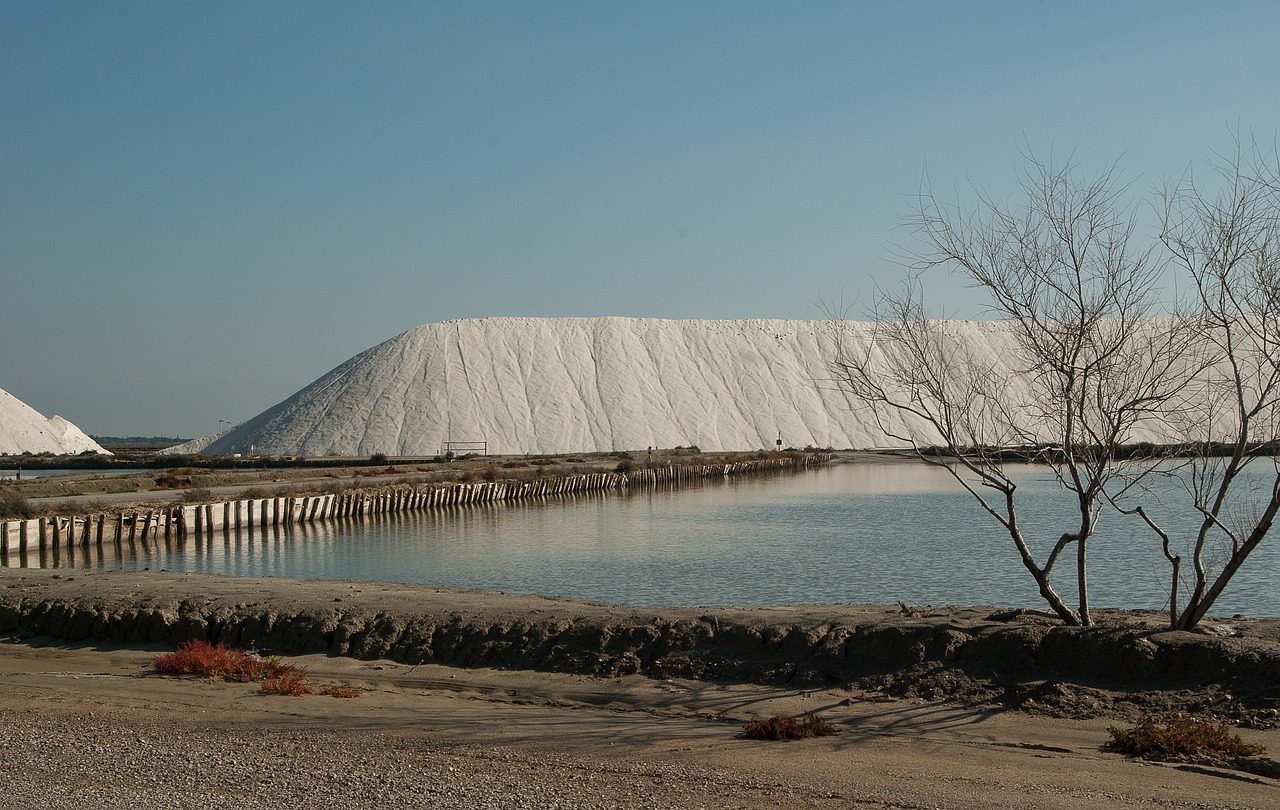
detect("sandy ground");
top-left (1, 636), bottom-right (1277, 809)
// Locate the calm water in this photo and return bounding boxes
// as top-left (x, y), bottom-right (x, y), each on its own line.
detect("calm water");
top-left (15, 462), bottom-right (1280, 615)
top-left (0, 468), bottom-right (158, 479)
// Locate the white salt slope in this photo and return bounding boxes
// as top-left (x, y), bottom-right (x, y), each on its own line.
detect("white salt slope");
top-left (160, 429), bottom-right (229, 456)
top-left (188, 317), bottom-right (1185, 457)
top-left (0, 387), bottom-right (108, 456)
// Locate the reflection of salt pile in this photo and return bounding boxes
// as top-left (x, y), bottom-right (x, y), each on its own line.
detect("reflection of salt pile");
top-left (0, 386), bottom-right (108, 455)
top-left (181, 317), bottom-right (1187, 457)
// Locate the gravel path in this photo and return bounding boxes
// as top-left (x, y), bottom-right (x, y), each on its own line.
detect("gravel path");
top-left (0, 708), bottom-right (848, 810)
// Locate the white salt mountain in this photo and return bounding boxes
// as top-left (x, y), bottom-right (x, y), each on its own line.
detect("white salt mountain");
top-left (171, 317), bottom-right (1184, 457)
top-left (0, 386), bottom-right (108, 455)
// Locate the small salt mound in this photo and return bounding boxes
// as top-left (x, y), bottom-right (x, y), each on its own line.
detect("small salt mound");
top-left (0, 387), bottom-right (109, 456)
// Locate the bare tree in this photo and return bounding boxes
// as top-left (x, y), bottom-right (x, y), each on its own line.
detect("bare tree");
top-left (835, 157), bottom-right (1197, 626)
top-left (1144, 140), bottom-right (1280, 629)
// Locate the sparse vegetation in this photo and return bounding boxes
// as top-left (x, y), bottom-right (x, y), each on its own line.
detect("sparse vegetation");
top-left (154, 639), bottom-right (287, 682)
top-left (181, 487), bottom-right (213, 503)
top-left (742, 713), bottom-right (839, 741)
top-left (154, 639), bottom-right (322, 697)
top-left (0, 490), bottom-right (36, 519)
top-left (260, 667), bottom-right (314, 696)
top-left (71, 498), bottom-right (111, 514)
top-left (1108, 716), bottom-right (1265, 761)
top-left (320, 684), bottom-right (361, 699)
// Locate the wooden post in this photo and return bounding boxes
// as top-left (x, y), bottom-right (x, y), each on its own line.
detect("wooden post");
top-left (194, 504), bottom-right (203, 536)
top-left (1, 522), bottom-right (8, 556)
top-left (128, 512), bottom-right (138, 544)
top-left (204, 504), bottom-right (214, 535)
top-left (260, 498), bottom-right (269, 528)
top-left (19, 520), bottom-right (28, 553)
top-left (113, 513), bottom-right (123, 544)
top-left (234, 500), bottom-right (242, 531)
top-left (51, 517), bottom-right (62, 548)
top-left (37, 517), bottom-right (47, 550)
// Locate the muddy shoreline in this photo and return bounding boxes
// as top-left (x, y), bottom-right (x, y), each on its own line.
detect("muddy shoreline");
top-left (3, 568), bottom-right (1278, 721)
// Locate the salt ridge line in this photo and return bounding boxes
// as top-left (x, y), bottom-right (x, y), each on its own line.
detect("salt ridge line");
top-left (0, 453), bottom-right (829, 554)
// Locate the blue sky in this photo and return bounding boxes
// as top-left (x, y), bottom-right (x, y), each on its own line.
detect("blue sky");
top-left (3, 2), bottom-right (1279, 438)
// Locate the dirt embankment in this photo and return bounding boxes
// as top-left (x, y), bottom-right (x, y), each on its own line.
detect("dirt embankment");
top-left (3, 568), bottom-right (1279, 721)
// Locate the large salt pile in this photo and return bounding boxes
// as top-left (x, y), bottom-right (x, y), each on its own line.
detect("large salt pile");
top-left (170, 316), bottom-right (1185, 457)
top-left (0, 386), bottom-right (107, 455)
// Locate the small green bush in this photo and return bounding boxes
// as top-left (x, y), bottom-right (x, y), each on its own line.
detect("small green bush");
top-left (1108, 716), bottom-right (1266, 761)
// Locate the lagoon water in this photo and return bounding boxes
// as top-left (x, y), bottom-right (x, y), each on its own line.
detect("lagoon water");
top-left (19, 462), bottom-right (1280, 616)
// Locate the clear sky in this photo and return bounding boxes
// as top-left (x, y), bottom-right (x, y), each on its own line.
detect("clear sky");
top-left (3, 2), bottom-right (1279, 439)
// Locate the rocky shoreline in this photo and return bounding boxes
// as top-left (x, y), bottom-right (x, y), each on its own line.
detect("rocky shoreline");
top-left (3, 568), bottom-right (1278, 721)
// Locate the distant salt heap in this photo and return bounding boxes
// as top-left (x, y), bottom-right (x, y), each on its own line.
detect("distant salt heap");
top-left (0, 386), bottom-right (107, 455)
top-left (171, 316), bottom-right (1181, 457)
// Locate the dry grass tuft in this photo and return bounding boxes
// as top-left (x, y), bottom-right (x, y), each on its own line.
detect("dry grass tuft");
top-left (742, 713), bottom-right (840, 741)
top-left (260, 667), bottom-right (314, 696)
top-left (1108, 715), bottom-right (1265, 761)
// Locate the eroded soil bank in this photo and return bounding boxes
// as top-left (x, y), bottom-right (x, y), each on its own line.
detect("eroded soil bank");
top-left (2, 568), bottom-right (1278, 720)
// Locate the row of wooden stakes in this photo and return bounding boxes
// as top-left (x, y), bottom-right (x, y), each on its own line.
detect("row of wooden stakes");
top-left (0, 453), bottom-right (831, 555)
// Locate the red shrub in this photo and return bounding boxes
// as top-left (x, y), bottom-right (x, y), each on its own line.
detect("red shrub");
top-left (742, 713), bottom-right (840, 741)
top-left (154, 640), bottom-right (287, 683)
top-left (260, 667), bottom-right (313, 696)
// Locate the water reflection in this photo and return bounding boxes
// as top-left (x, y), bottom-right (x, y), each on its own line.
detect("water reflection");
top-left (7, 463), bottom-right (1277, 616)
